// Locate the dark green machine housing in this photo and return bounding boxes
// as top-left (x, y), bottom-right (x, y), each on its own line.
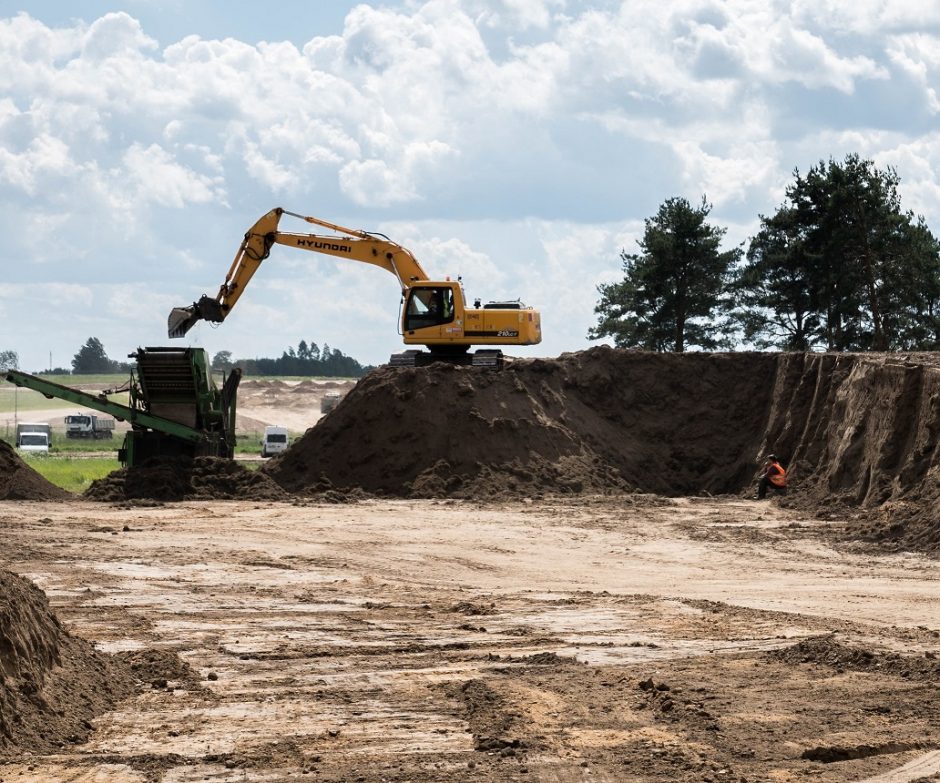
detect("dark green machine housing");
top-left (121, 347), bottom-right (241, 465)
top-left (5, 347), bottom-right (240, 467)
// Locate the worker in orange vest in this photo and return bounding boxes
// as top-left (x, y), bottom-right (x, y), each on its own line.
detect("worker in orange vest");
top-left (757, 454), bottom-right (787, 499)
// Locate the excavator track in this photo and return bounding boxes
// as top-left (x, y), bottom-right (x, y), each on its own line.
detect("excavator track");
top-left (388, 349), bottom-right (504, 369)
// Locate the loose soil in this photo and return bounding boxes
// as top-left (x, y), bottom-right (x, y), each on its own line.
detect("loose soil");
top-left (84, 456), bottom-right (289, 502)
top-left (0, 568), bottom-right (136, 756)
top-left (0, 440), bottom-right (71, 501)
top-left (268, 347), bottom-right (779, 499)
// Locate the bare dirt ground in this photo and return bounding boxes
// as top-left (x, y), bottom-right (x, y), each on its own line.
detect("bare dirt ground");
top-left (233, 379), bottom-right (355, 435)
top-left (2, 495), bottom-right (939, 782)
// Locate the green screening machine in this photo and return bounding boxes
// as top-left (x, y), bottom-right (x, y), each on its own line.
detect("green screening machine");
top-left (5, 347), bottom-right (240, 467)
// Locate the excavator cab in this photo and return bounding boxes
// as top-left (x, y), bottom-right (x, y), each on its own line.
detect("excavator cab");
top-left (396, 282), bottom-right (540, 367)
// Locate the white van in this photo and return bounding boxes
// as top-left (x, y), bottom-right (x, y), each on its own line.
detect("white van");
top-left (260, 426), bottom-right (290, 458)
top-left (16, 422), bottom-right (51, 453)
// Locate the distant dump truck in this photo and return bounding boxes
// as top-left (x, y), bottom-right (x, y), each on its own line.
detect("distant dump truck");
top-left (320, 391), bottom-right (343, 415)
top-left (65, 412), bottom-right (116, 439)
top-left (260, 425), bottom-right (290, 458)
top-left (15, 422), bottom-right (51, 453)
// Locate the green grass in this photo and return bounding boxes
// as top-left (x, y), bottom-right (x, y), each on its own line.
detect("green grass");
top-left (48, 434), bottom-right (121, 453)
top-left (22, 455), bottom-right (120, 493)
top-left (0, 386), bottom-right (129, 414)
top-left (235, 433), bottom-right (263, 455)
top-left (0, 432), bottom-right (120, 454)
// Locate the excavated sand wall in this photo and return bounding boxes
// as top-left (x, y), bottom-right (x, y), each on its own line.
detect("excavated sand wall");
top-left (762, 353), bottom-right (940, 507)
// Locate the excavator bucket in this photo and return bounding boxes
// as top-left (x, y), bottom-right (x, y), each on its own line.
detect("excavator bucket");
top-left (167, 296), bottom-right (227, 339)
top-left (167, 306), bottom-right (200, 339)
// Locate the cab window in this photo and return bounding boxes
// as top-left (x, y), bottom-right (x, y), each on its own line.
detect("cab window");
top-left (405, 287), bottom-right (454, 330)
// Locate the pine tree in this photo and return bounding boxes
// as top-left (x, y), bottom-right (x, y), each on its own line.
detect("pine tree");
top-left (738, 155), bottom-right (940, 351)
top-left (590, 197), bottom-right (740, 352)
top-left (71, 338), bottom-right (116, 374)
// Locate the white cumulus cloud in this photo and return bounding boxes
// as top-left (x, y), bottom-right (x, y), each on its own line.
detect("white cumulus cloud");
top-left (1, 2), bottom-right (939, 370)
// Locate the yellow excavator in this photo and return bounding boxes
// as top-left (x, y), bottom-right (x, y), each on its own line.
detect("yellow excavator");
top-left (168, 208), bottom-right (541, 367)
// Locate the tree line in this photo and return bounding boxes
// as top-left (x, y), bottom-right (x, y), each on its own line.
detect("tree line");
top-left (0, 350), bottom-right (18, 372)
top-left (0, 337), bottom-right (370, 377)
top-left (591, 154), bottom-right (940, 352)
top-left (211, 340), bottom-right (371, 377)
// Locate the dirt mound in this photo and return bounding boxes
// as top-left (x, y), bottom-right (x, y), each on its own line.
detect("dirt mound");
top-left (444, 679), bottom-right (524, 752)
top-left (0, 568), bottom-right (136, 756)
top-left (85, 456), bottom-right (290, 502)
top-left (117, 647), bottom-right (204, 690)
top-left (264, 348), bottom-right (778, 499)
top-left (771, 635), bottom-right (940, 681)
top-left (0, 440), bottom-right (71, 501)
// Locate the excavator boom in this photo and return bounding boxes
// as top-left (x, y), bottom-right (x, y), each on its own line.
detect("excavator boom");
top-left (169, 208), bottom-right (428, 338)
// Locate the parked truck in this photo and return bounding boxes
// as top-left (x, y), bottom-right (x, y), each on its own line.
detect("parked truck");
top-left (320, 391), bottom-right (343, 415)
top-left (15, 422), bottom-right (51, 453)
top-left (65, 412), bottom-right (116, 439)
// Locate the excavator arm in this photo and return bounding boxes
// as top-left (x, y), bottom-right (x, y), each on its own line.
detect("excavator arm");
top-left (168, 208), bottom-right (429, 338)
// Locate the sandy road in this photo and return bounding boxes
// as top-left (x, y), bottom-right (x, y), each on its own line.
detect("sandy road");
top-left (1, 495), bottom-right (938, 782)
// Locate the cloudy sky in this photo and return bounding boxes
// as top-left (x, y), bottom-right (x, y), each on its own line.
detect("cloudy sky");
top-left (3, 1), bottom-right (940, 372)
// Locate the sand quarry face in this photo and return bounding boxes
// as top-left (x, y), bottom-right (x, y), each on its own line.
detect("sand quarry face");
top-left (3, 348), bottom-right (940, 781)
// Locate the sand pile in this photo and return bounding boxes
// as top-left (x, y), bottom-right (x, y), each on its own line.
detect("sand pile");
top-left (85, 456), bottom-right (289, 502)
top-left (0, 568), bottom-right (135, 755)
top-left (0, 440), bottom-right (71, 501)
top-left (264, 347), bottom-right (779, 499)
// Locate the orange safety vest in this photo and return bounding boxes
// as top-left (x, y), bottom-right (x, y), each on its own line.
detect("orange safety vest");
top-left (767, 461), bottom-right (787, 487)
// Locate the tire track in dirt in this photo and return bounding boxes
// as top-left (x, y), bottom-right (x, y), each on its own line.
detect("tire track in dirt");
top-left (1, 497), bottom-right (938, 781)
